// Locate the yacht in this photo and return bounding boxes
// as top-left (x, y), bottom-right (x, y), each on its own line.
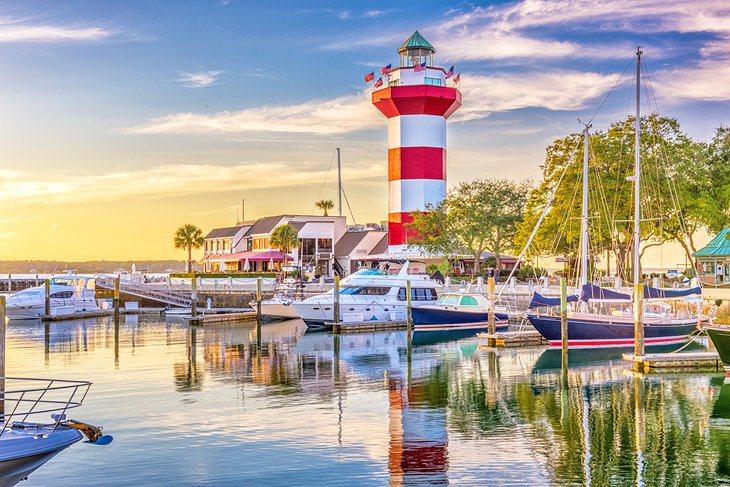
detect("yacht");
top-left (5, 273), bottom-right (99, 320)
top-left (292, 262), bottom-right (441, 327)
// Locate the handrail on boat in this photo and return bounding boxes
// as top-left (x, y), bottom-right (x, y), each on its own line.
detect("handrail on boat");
top-left (0, 377), bottom-right (92, 437)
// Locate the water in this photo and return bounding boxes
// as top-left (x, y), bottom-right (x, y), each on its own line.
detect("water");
top-left (6, 316), bottom-right (730, 486)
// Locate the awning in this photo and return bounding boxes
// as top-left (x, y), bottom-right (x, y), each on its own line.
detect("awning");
top-left (200, 251), bottom-right (293, 263)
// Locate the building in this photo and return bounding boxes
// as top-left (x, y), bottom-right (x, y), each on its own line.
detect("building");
top-left (201, 215), bottom-right (347, 275)
top-left (334, 229), bottom-right (388, 275)
top-left (371, 31), bottom-right (462, 255)
top-left (693, 227), bottom-right (730, 284)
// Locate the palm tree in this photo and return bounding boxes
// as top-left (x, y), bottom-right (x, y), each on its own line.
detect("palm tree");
top-left (174, 224), bottom-right (204, 272)
top-left (270, 224), bottom-right (299, 269)
top-left (315, 199), bottom-right (335, 216)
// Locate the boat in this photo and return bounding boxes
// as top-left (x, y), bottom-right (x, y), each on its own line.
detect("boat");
top-left (706, 326), bottom-right (730, 373)
top-left (525, 48), bottom-right (705, 349)
top-left (5, 273), bottom-right (99, 320)
top-left (292, 262), bottom-right (441, 328)
top-left (259, 278), bottom-right (301, 319)
top-left (411, 291), bottom-right (510, 332)
top-left (0, 377), bottom-right (112, 486)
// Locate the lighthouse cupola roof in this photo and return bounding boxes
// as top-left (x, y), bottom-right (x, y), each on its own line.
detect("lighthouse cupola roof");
top-left (398, 31), bottom-right (435, 68)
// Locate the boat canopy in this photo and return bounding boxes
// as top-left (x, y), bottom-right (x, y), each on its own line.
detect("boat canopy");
top-left (529, 284), bottom-right (703, 308)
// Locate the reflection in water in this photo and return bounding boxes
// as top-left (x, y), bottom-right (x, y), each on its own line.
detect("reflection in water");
top-left (6, 317), bottom-right (730, 486)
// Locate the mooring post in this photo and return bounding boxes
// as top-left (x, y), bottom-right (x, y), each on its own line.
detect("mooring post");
top-left (44, 279), bottom-right (51, 317)
top-left (333, 275), bottom-right (340, 324)
top-left (255, 277), bottom-right (262, 324)
top-left (0, 295), bottom-right (6, 418)
top-left (488, 277), bottom-right (496, 335)
top-left (634, 282), bottom-right (645, 360)
top-left (35, 274), bottom-right (39, 287)
top-left (406, 280), bottom-right (412, 333)
top-left (560, 277), bottom-right (569, 373)
top-left (7, 274), bottom-right (10, 293)
top-left (114, 277), bottom-right (121, 321)
top-left (191, 276), bottom-right (197, 317)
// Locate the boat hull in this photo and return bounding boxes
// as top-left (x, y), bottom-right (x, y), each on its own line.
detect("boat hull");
top-left (527, 314), bottom-right (699, 349)
top-left (706, 327), bottom-right (730, 373)
top-left (295, 301), bottom-right (409, 328)
top-left (259, 301), bottom-right (300, 319)
top-left (412, 307), bottom-right (509, 325)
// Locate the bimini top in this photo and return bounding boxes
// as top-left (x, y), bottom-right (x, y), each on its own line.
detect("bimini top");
top-left (693, 227), bottom-right (730, 257)
top-left (528, 284), bottom-right (702, 308)
top-left (398, 31), bottom-right (435, 54)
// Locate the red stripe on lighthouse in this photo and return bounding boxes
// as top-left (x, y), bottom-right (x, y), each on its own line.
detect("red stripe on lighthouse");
top-left (388, 147), bottom-right (446, 180)
top-left (373, 86), bottom-right (462, 119)
top-left (388, 212), bottom-right (415, 247)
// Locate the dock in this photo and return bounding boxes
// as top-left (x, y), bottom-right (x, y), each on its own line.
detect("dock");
top-left (187, 311), bottom-right (257, 325)
top-left (326, 320), bottom-right (407, 333)
top-left (623, 352), bottom-right (723, 372)
top-left (42, 308), bottom-right (165, 321)
top-left (477, 330), bottom-right (548, 347)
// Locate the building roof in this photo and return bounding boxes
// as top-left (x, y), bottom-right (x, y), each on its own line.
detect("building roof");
top-left (369, 234), bottom-right (389, 255)
top-left (204, 226), bottom-right (246, 239)
top-left (335, 231), bottom-right (369, 257)
top-left (398, 31), bottom-right (435, 54)
top-left (289, 221), bottom-right (306, 233)
top-left (694, 227), bottom-right (730, 257)
top-left (245, 215), bottom-right (285, 236)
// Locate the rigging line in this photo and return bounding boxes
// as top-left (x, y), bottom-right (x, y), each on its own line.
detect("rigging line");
top-left (587, 56), bottom-right (635, 126)
top-left (315, 149), bottom-right (338, 203)
top-left (341, 185), bottom-right (357, 224)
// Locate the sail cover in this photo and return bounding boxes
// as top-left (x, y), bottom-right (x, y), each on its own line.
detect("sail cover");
top-left (528, 292), bottom-right (579, 308)
top-left (580, 284), bottom-right (630, 302)
top-left (643, 286), bottom-right (702, 299)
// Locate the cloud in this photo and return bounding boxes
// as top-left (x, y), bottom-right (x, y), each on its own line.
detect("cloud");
top-left (0, 16), bottom-right (112, 42)
top-left (0, 161), bottom-right (386, 206)
top-left (176, 70), bottom-right (223, 88)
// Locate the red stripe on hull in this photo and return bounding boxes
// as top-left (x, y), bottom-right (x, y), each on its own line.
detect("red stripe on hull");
top-left (373, 86), bottom-right (462, 118)
top-left (388, 147), bottom-right (446, 180)
top-left (388, 212), bottom-right (415, 247)
top-left (547, 335), bottom-right (690, 349)
top-left (415, 321), bottom-right (508, 331)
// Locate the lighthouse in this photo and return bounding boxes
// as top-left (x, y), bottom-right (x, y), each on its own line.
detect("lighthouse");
top-left (372, 31), bottom-right (461, 254)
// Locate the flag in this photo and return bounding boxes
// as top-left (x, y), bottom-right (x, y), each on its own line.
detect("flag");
top-left (364, 71), bottom-right (375, 82)
top-left (445, 65), bottom-right (455, 78)
top-left (454, 73), bottom-right (461, 83)
top-left (381, 63), bottom-right (392, 75)
top-left (413, 62), bottom-right (426, 72)
top-left (373, 77), bottom-right (383, 88)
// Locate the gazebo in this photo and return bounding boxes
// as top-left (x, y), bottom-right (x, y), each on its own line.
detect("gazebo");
top-left (693, 227), bottom-right (730, 284)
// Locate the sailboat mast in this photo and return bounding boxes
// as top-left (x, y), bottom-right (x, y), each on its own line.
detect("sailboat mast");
top-left (633, 48), bottom-right (642, 285)
top-left (580, 124), bottom-right (590, 287)
top-left (337, 147), bottom-right (342, 217)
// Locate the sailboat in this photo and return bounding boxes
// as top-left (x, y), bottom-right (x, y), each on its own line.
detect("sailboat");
top-left (526, 48), bottom-right (705, 349)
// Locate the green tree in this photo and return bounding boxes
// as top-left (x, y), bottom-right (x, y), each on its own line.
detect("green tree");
top-left (407, 179), bottom-right (530, 274)
top-left (174, 224), bottom-right (204, 273)
top-left (270, 224), bottom-right (299, 265)
top-left (315, 199), bottom-right (334, 216)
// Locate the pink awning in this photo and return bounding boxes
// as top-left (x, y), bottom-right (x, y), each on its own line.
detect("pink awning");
top-left (201, 250), bottom-right (293, 262)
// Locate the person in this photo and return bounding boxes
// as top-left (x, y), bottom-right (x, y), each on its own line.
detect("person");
top-left (718, 263), bottom-right (724, 283)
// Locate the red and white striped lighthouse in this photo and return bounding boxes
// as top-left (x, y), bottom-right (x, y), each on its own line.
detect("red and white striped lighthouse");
top-left (372, 31), bottom-right (461, 254)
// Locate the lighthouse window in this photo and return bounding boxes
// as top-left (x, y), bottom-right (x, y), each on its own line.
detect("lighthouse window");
top-left (424, 77), bottom-right (442, 86)
top-left (388, 80), bottom-right (399, 87)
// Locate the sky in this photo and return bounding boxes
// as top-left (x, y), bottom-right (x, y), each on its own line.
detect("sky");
top-left (0, 0), bottom-right (728, 264)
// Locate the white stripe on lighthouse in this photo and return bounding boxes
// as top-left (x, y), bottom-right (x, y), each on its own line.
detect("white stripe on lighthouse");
top-left (388, 179), bottom-right (447, 214)
top-left (387, 115), bottom-right (446, 149)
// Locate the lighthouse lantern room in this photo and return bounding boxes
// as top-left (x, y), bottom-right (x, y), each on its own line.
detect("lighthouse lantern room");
top-left (372, 31), bottom-right (462, 255)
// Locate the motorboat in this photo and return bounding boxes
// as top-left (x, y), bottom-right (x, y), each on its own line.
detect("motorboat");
top-left (411, 292), bottom-right (510, 332)
top-left (292, 262), bottom-right (441, 327)
top-left (0, 377), bottom-right (112, 486)
top-left (259, 278), bottom-right (301, 319)
top-left (5, 273), bottom-right (99, 320)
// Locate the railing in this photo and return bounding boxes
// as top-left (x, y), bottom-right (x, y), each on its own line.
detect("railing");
top-left (96, 276), bottom-right (193, 307)
top-left (0, 377), bottom-right (92, 437)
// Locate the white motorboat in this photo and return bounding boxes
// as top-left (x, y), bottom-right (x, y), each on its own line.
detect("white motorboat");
top-left (0, 377), bottom-right (112, 486)
top-left (259, 278), bottom-right (301, 319)
top-left (5, 273), bottom-right (99, 320)
top-left (292, 262), bottom-right (441, 327)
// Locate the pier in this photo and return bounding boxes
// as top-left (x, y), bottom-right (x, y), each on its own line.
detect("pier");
top-left (477, 330), bottom-right (547, 347)
top-left (327, 320), bottom-right (408, 334)
top-left (623, 351), bottom-right (724, 372)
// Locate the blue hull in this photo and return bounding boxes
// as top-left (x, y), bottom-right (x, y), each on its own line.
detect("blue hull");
top-left (412, 307), bottom-right (508, 325)
top-left (527, 314), bottom-right (699, 349)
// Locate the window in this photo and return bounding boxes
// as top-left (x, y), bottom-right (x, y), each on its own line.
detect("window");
top-left (389, 80), bottom-right (399, 87)
top-left (460, 296), bottom-right (479, 306)
top-left (424, 77), bottom-right (442, 86)
top-left (397, 287), bottom-right (438, 301)
top-left (317, 238), bottom-right (332, 253)
top-left (253, 237), bottom-right (269, 250)
top-left (216, 241), bottom-right (220, 251)
top-left (340, 286), bottom-right (390, 295)
top-left (301, 238), bottom-right (316, 257)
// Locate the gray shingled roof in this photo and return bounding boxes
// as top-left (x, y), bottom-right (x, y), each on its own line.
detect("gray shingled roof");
top-left (335, 231), bottom-right (369, 257)
top-left (205, 226), bottom-right (246, 239)
top-left (245, 215), bottom-right (285, 236)
top-left (369, 234), bottom-right (389, 255)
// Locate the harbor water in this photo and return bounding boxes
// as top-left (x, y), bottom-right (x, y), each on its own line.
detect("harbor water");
top-left (7, 316), bottom-right (730, 486)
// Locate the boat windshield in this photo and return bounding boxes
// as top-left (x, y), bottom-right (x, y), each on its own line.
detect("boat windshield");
top-left (340, 286), bottom-right (390, 295)
top-left (435, 294), bottom-right (460, 306)
top-left (50, 278), bottom-right (75, 286)
top-left (350, 269), bottom-right (390, 277)
top-left (459, 295), bottom-right (479, 306)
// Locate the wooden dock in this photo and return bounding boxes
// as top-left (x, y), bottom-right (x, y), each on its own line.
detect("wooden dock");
top-left (623, 352), bottom-right (723, 373)
top-left (187, 311), bottom-right (257, 325)
top-left (477, 330), bottom-right (548, 347)
top-left (42, 308), bottom-right (165, 321)
top-left (327, 320), bottom-right (407, 333)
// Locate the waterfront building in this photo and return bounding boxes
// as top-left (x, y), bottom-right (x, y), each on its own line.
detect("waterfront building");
top-left (334, 228), bottom-right (388, 275)
top-left (371, 31), bottom-right (461, 255)
top-left (201, 215), bottom-right (346, 275)
top-left (694, 227), bottom-right (730, 284)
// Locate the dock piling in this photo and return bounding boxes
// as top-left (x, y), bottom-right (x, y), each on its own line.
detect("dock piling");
top-left (487, 277), bottom-right (496, 335)
top-left (560, 277), bottom-right (568, 356)
top-left (634, 282), bottom-right (644, 361)
top-left (406, 280), bottom-right (412, 333)
top-left (0, 295), bottom-right (6, 417)
top-left (114, 277), bottom-right (121, 321)
top-left (191, 277), bottom-right (197, 317)
top-left (255, 277), bottom-right (262, 324)
top-left (44, 279), bottom-right (51, 317)
top-left (333, 276), bottom-right (340, 324)
top-left (6, 274), bottom-right (10, 292)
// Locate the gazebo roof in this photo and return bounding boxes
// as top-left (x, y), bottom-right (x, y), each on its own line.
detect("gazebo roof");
top-left (398, 31), bottom-right (435, 54)
top-left (693, 227), bottom-right (730, 257)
